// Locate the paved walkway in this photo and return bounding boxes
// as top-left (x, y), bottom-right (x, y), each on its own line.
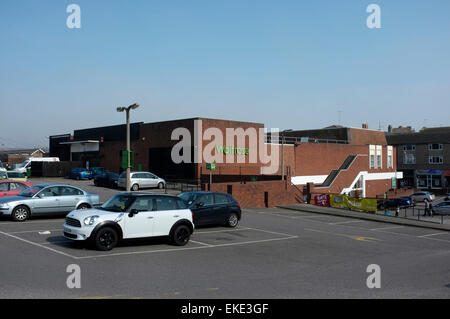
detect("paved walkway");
top-left (277, 203), bottom-right (450, 231)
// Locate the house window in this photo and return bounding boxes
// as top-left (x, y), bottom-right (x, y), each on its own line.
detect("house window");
top-left (429, 156), bottom-right (443, 164)
top-left (428, 144), bottom-right (443, 150)
top-left (402, 144), bottom-right (416, 151)
top-left (370, 155), bottom-right (375, 168)
top-left (403, 153), bottom-right (416, 164)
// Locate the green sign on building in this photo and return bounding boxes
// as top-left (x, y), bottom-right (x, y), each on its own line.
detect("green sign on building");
top-left (121, 150), bottom-right (134, 169)
top-left (391, 177), bottom-right (397, 189)
top-left (206, 163), bottom-right (216, 170)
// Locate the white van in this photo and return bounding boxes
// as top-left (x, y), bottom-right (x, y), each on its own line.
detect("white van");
top-left (16, 157), bottom-right (60, 174)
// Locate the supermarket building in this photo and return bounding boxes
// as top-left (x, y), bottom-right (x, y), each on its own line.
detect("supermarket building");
top-left (50, 118), bottom-right (402, 203)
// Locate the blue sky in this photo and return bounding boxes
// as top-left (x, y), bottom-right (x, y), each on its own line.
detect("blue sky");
top-left (1, 0), bottom-right (449, 148)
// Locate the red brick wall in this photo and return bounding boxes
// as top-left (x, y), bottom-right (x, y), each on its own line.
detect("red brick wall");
top-left (207, 180), bottom-right (301, 208)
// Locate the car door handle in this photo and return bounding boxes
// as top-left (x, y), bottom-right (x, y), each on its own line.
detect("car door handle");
top-left (147, 216), bottom-right (154, 219)
top-left (173, 215), bottom-right (180, 218)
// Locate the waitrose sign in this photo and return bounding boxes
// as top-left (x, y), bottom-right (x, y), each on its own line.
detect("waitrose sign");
top-left (216, 145), bottom-right (249, 155)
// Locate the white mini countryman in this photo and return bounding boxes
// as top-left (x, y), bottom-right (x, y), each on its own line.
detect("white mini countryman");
top-left (63, 193), bottom-right (194, 251)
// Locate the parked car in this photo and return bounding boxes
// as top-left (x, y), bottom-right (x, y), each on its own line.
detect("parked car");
top-left (63, 193), bottom-right (194, 251)
top-left (0, 184), bottom-right (100, 222)
top-left (433, 201), bottom-right (450, 215)
top-left (90, 167), bottom-right (105, 177)
top-left (118, 171), bottom-right (166, 191)
top-left (4, 171), bottom-right (28, 182)
top-left (410, 191), bottom-right (435, 202)
top-left (68, 168), bottom-right (93, 180)
top-left (444, 193), bottom-right (450, 201)
top-left (178, 191), bottom-right (241, 227)
top-left (377, 197), bottom-right (414, 210)
top-left (0, 180), bottom-right (33, 197)
top-left (0, 171), bottom-right (6, 179)
top-left (94, 171), bottom-right (119, 188)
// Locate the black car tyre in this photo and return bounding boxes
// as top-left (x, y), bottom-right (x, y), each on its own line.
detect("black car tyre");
top-left (131, 184), bottom-right (139, 191)
top-left (94, 227), bottom-right (118, 251)
top-left (171, 225), bottom-right (190, 246)
top-left (226, 213), bottom-right (239, 228)
top-left (12, 206), bottom-right (30, 222)
top-left (158, 182), bottom-right (164, 189)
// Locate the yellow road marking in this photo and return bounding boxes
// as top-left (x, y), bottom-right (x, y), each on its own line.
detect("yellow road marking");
top-left (305, 228), bottom-right (381, 242)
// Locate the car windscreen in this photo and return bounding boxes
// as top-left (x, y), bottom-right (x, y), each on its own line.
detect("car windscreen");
top-left (178, 193), bottom-right (200, 204)
top-left (100, 194), bottom-right (136, 212)
top-left (18, 185), bottom-right (44, 197)
top-left (19, 161), bottom-right (29, 168)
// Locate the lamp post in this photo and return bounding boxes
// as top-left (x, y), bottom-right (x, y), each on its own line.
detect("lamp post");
top-left (117, 103), bottom-right (139, 192)
top-left (281, 129), bottom-right (293, 181)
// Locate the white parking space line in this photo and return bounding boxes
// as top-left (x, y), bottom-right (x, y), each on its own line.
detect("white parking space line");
top-left (369, 226), bottom-right (404, 231)
top-left (0, 220), bottom-right (64, 226)
top-left (74, 236), bottom-right (299, 260)
top-left (189, 240), bottom-right (213, 246)
top-left (328, 220), bottom-right (365, 225)
top-left (195, 227), bottom-right (250, 234)
top-left (0, 230), bottom-right (77, 259)
top-left (418, 232), bottom-right (449, 238)
top-left (7, 229), bottom-right (62, 235)
top-left (244, 227), bottom-right (297, 238)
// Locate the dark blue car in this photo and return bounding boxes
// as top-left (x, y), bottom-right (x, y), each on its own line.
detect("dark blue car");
top-left (178, 191), bottom-right (241, 227)
top-left (378, 197), bottom-right (413, 210)
top-left (68, 168), bottom-right (93, 180)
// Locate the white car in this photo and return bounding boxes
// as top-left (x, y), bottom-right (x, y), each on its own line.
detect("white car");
top-left (63, 193), bottom-right (194, 251)
top-left (118, 171), bottom-right (166, 191)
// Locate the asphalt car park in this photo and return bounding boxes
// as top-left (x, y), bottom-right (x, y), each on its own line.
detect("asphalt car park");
top-left (1, 203), bottom-right (450, 299)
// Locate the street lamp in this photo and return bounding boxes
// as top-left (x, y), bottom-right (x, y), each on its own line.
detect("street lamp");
top-left (281, 129), bottom-right (293, 181)
top-left (117, 103), bottom-right (139, 192)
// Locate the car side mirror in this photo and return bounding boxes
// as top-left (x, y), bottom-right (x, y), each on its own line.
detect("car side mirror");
top-left (128, 209), bottom-right (139, 217)
top-left (195, 202), bottom-right (204, 207)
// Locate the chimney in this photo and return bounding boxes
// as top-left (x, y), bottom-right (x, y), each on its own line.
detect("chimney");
top-left (388, 125), bottom-right (392, 133)
top-left (362, 123), bottom-right (368, 129)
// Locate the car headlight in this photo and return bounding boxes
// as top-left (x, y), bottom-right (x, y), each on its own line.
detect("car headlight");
top-left (0, 202), bottom-right (10, 208)
top-left (83, 215), bottom-right (99, 226)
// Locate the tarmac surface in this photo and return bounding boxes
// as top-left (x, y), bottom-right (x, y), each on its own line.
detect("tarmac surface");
top-left (1, 196), bottom-right (449, 298)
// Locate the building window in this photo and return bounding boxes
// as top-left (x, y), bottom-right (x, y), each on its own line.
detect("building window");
top-left (402, 144), bottom-right (416, 151)
top-left (375, 145), bottom-right (382, 169)
top-left (428, 144), bottom-right (443, 150)
top-left (387, 146), bottom-right (393, 169)
top-left (403, 153), bottom-right (416, 164)
top-left (429, 156), bottom-right (443, 164)
top-left (370, 155), bottom-right (375, 168)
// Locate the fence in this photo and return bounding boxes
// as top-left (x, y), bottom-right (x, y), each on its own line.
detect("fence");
top-left (382, 205), bottom-right (448, 225)
top-left (164, 179), bottom-right (201, 193)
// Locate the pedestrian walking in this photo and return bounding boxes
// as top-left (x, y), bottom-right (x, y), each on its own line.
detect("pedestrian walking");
top-left (429, 202), bottom-right (433, 217)
top-left (423, 199), bottom-right (430, 217)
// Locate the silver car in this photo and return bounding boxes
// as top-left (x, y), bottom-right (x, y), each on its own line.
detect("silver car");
top-left (0, 184), bottom-right (100, 222)
top-left (433, 201), bottom-right (450, 215)
top-left (118, 171), bottom-right (166, 191)
top-left (410, 191), bottom-right (435, 202)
